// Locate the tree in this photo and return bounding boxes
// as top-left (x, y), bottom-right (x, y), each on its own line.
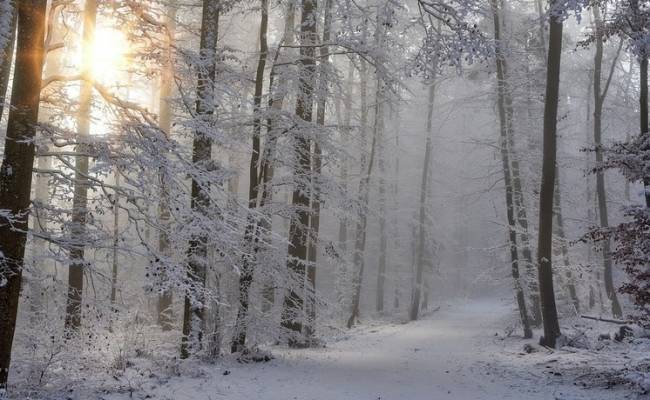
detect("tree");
top-left (490, 0), bottom-right (533, 338)
top-left (281, 0), bottom-right (318, 345)
top-left (591, 4), bottom-right (623, 318)
top-left (0, 0), bottom-right (16, 121)
top-left (305, 0), bottom-right (334, 339)
top-left (156, 4), bottom-right (177, 331)
top-left (536, 0), bottom-right (564, 348)
top-left (0, 0), bottom-right (48, 391)
top-left (65, 0), bottom-right (98, 334)
top-left (181, 0), bottom-right (222, 359)
top-left (409, 82), bottom-right (435, 321)
top-left (232, 0), bottom-right (269, 354)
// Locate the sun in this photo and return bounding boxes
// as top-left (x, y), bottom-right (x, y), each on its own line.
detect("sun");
top-left (90, 26), bottom-right (128, 83)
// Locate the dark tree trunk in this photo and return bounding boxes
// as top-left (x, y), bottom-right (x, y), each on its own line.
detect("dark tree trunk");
top-left (0, 0), bottom-right (47, 390)
top-left (281, 0), bottom-right (318, 345)
top-left (641, 55), bottom-right (649, 207)
top-left (537, 5), bottom-right (563, 348)
top-left (181, 0), bottom-right (221, 359)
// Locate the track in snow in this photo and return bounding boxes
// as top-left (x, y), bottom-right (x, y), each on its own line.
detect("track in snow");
top-left (109, 299), bottom-right (627, 400)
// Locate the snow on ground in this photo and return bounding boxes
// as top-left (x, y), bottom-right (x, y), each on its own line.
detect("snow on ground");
top-left (93, 298), bottom-right (644, 400)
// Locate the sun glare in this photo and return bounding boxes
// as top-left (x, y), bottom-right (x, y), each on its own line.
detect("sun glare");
top-left (90, 27), bottom-right (128, 83)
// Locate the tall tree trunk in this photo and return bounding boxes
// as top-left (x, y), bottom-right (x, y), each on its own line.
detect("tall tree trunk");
top-left (409, 83), bottom-right (434, 322)
top-left (347, 99), bottom-right (378, 328)
top-left (335, 61), bottom-right (353, 309)
top-left (29, 2), bottom-right (63, 328)
top-left (305, 0), bottom-right (333, 340)
top-left (537, 1), bottom-right (563, 348)
top-left (584, 69), bottom-right (599, 309)
top-left (110, 172), bottom-right (120, 307)
top-left (641, 55), bottom-right (649, 207)
top-left (499, 0), bottom-right (540, 327)
top-left (259, 0), bottom-right (296, 314)
top-left (592, 5), bottom-right (622, 318)
top-left (65, 0), bottom-right (97, 334)
top-left (181, 0), bottom-right (221, 359)
top-left (0, 0), bottom-right (47, 391)
top-left (374, 3), bottom-right (389, 314)
top-left (156, 4), bottom-right (177, 331)
top-left (491, 0), bottom-right (533, 338)
top-left (376, 128), bottom-right (387, 313)
top-left (281, 0), bottom-right (318, 346)
top-left (391, 102), bottom-right (402, 311)
top-left (0, 0), bottom-right (16, 121)
top-left (232, 0), bottom-right (269, 353)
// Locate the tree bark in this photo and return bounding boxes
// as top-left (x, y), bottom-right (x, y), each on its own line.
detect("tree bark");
top-left (592, 5), bottom-right (622, 318)
top-left (537, 4), bottom-right (563, 348)
top-left (64, 0), bottom-right (97, 335)
top-left (347, 101), bottom-right (378, 328)
top-left (553, 172), bottom-right (579, 312)
top-left (156, 4), bottom-right (177, 331)
top-left (0, 0), bottom-right (16, 121)
top-left (231, 0), bottom-right (269, 353)
top-left (491, 0), bottom-right (533, 338)
top-left (181, 0), bottom-right (221, 359)
top-left (0, 0), bottom-right (47, 391)
top-left (335, 61), bottom-right (354, 309)
top-left (304, 0), bottom-right (333, 340)
top-left (640, 55), bottom-right (649, 207)
top-left (281, 0), bottom-right (318, 346)
top-left (409, 83), bottom-right (434, 322)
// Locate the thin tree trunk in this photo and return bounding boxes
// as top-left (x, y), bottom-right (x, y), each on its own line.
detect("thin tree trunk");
top-left (553, 172), bottom-right (579, 312)
top-left (347, 101), bottom-right (379, 328)
top-left (374, 3), bottom-right (389, 314)
top-left (181, 0), bottom-right (221, 359)
top-left (640, 55), bottom-right (649, 207)
top-left (592, 5), bottom-right (622, 318)
top-left (491, 0), bottom-right (533, 338)
top-left (392, 102), bottom-right (402, 311)
top-left (281, 0), bottom-right (318, 346)
top-left (499, 0), bottom-right (540, 327)
top-left (409, 83), bottom-right (434, 322)
top-left (0, 0), bottom-right (16, 121)
top-left (537, 3), bottom-right (563, 348)
top-left (376, 129), bottom-right (387, 313)
top-left (335, 61), bottom-right (353, 309)
top-left (156, 4), bottom-right (177, 331)
top-left (0, 0), bottom-right (47, 391)
top-left (110, 172), bottom-right (120, 306)
top-left (305, 0), bottom-right (333, 340)
top-left (65, 0), bottom-right (97, 334)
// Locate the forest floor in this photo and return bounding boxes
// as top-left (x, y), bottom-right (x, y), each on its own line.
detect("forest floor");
top-left (90, 298), bottom-right (647, 400)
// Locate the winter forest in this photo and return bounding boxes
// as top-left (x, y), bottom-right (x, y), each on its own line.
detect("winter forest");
top-left (2, 0), bottom-right (650, 398)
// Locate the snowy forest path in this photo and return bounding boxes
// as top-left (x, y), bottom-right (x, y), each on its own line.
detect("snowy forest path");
top-left (109, 299), bottom-right (624, 400)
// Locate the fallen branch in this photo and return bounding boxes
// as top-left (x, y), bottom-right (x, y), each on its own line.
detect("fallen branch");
top-left (580, 315), bottom-right (632, 325)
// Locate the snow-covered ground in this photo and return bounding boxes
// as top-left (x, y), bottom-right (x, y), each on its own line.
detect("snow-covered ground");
top-left (92, 298), bottom-right (644, 400)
